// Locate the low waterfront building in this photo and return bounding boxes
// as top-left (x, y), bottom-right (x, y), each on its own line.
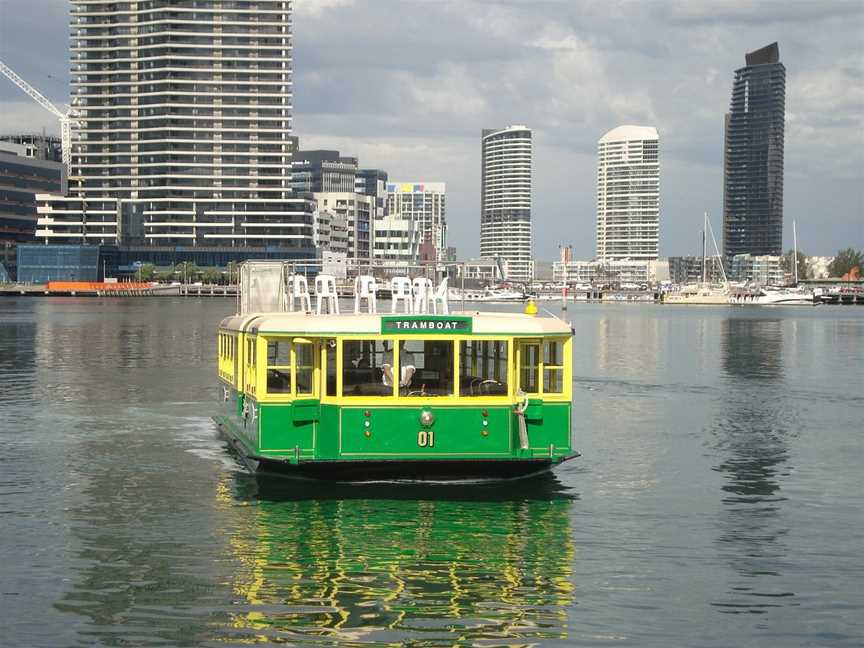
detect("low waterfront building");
top-left (553, 259), bottom-right (669, 286)
top-left (728, 254), bottom-right (785, 285)
top-left (386, 182), bottom-right (446, 261)
top-left (0, 141), bottom-right (64, 278)
top-left (16, 244), bottom-right (100, 283)
top-left (668, 256), bottom-right (724, 285)
top-left (448, 257), bottom-right (507, 283)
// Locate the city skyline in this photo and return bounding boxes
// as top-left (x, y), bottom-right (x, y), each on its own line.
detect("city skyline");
top-left (0, 1), bottom-right (861, 260)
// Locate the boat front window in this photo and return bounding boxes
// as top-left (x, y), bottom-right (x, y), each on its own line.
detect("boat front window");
top-left (543, 340), bottom-right (564, 394)
top-left (266, 339), bottom-right (291, 394)
top-left (459, 340), bottom-right (508, 396)
top-left (342, 340), bottom-right (393, 397)
top-left (295, 342), bottom-right (314, 395)
top-left (519, 342), bottom-right (541, 394)
top-left (399, 340), bottom-right (454, 397)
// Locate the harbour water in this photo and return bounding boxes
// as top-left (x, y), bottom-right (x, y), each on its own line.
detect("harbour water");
top-left (0, 297), bottom-right (862, 647)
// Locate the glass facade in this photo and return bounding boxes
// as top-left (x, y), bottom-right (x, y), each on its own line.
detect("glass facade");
top-left (16, 244), bottom-right (99, 283)
top-left (723, 42), bottom-right (786, 261)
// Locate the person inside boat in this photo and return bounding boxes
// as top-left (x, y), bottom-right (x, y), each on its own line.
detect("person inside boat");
top-left (381, 342), bottom-right (416, 390)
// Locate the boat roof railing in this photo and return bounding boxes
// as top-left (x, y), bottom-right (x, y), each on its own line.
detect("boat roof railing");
top-left (238, 259), bottom-right (468, 316)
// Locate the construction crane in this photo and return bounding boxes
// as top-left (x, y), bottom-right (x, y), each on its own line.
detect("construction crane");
top-left (0, 59), bottom-right (76, 173)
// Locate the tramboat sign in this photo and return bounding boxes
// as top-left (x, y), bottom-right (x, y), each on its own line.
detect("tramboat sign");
top-left (381, 315), bottom-right (472, 334)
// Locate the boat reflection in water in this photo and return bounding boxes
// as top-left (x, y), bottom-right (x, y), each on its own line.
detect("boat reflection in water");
top-left (222, 473), bottom-right (577, 645)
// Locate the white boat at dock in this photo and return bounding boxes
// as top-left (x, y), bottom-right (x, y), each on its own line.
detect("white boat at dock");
top-left (448, 287), bottom-right (525, 302)
top-left (734, 286), bottom-right (817, 306)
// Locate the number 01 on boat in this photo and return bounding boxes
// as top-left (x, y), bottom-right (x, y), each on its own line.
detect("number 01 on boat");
top-left (214, 263), bottom-right (578, 481)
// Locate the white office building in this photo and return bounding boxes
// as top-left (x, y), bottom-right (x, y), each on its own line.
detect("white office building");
top-left (36, 0), bottom-right (314, 257)
top-left (372, 214), bottom-right (422, 263)
top-left (553, 259), bottom-right (669, 286)
top-left (480, 125), bottom-right (533, 282)
top-left (386, 182), bottom-right (446, 261)
top-left (313, 192), bottom-right (373, 260)
top-left (596, 126), bottom-right (660, 261)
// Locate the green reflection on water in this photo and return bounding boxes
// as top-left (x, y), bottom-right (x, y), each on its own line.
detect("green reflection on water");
top-left (221, 475), bottom-right (576, 645)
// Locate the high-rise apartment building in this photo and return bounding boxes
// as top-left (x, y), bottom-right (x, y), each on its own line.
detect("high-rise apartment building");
top-left (596, 125), bottom-right (660, 261)
top-left (723, 42), bottom-right (786, 260)
top-left (36, 0), bottom-right (314, 263)
top-left (386, 182), bottom-right (446, 260)
top-left (480, 125), bottom-right (532, 282)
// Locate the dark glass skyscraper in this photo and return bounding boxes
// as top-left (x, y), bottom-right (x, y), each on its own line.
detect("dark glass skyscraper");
top-left (722, 42), bottom-right (786, 260)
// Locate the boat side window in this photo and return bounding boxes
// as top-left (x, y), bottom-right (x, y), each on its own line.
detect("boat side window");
top-left (246, 338), bottom-right (256, 367)
top-left (400, 340), bottom-right (454, 397)
top-left (325, 338), bottom-right (337, 397)
top-left (342, 339), bottom-right (392, 397)
top-left (266, 339), bottom-right (291, 394)
top-left (519, 342), bottom-right (541, 394)
top-left (459, 340), bottom-right (508, 396)
top-left (543, 339), bottom-right (565, 394)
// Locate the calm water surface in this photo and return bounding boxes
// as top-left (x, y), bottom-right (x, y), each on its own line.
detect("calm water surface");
top-left (0, 297), bottom-right (862, 647)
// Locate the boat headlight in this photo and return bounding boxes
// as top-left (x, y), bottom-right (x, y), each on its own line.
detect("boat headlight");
top-left (419, 410), bottom-right (435, 427)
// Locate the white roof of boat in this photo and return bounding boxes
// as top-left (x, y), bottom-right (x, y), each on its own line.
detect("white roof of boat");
top-left (220, 310), bottom-right (572, 335)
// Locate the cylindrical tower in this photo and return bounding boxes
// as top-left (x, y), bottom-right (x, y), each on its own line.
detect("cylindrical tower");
top-left (596, 125), bottom-right (660, 262)
top-left (480, 125), bottom-right (532, 282)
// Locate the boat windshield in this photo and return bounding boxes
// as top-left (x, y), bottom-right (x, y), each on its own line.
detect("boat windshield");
top-left (341, 339), bottom-right (455, 397)
top-left (397, 340), bottom-right (453, 397)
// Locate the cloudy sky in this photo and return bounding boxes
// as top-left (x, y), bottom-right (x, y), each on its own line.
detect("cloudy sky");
top-left (1, 0), bottom-right (861, 259)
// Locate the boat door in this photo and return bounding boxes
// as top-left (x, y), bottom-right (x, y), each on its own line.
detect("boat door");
top-left (516, 339), bottom-right (544, 421)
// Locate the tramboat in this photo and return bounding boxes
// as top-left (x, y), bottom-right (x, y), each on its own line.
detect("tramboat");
top-left (214, 266), bottom-right (577, 481)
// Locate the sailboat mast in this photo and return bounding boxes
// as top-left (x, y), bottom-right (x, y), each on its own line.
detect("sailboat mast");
top-left (702, 212), bottom-right (707, 284)
top-left (793, 220), bottom-right (799, 285)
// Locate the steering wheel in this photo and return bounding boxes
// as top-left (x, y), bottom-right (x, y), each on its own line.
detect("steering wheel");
top-left (480, 379), bottom-right (504, 394)
top-left (407, 384), bottom-right (431, 397)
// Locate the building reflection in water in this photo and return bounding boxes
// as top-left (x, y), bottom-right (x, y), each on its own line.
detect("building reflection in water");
top-left (712, 316), bottom-right (795, 614)
top-left (221, 474), bottom-right (577, 645)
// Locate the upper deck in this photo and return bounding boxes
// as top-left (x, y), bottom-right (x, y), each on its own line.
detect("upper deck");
top-left (220, 311), bottom-right (573, 338)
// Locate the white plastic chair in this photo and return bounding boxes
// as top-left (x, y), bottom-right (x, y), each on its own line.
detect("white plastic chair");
top-left (315, 274), bottom-right (340, 315)
top-left (432, 277), bottom-right (449, 314)
top-left (287, 274), bottom-right (311, 313)
top-left (412, 277), bottom-right (433, 314)
top-left (390, 276), bottom-right (413, 314)
top-left (354, 275), bottom-right (378, 314)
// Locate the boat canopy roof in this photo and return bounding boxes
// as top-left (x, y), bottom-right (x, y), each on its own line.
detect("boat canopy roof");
top-left (219, 311), bottom-right (572, 336)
